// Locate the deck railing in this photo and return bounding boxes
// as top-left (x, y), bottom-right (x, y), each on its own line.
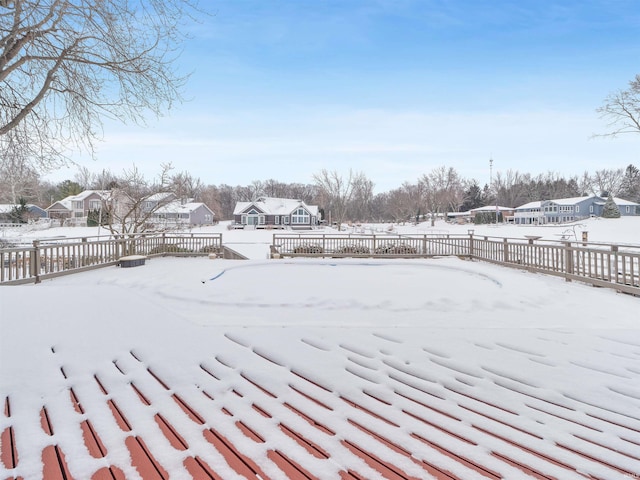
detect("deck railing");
top-left (0, 233), bottom-right (223, 284)
top-left (272, 233), bottom-right (640, 296)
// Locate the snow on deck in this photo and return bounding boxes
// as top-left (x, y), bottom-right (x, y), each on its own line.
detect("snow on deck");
top-left (1, 257), bottom-right (639, 479)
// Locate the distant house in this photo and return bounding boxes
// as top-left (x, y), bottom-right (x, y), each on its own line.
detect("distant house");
top-left (233, 197), bottom-right (320, 229)
top-left (0, 204), bottom-right (47, 223)
top-left (514, 195), bottom-right (640, 224)
top-left (142, 192), bottom-right (177, 212)
top-left (46, 190), bottom-right (110, 224)
top-left (151, 201), bottom-right (216, 226)
top-left (446, 206), bottom-right (515, 224)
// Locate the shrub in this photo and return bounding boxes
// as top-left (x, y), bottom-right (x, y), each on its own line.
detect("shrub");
top-left (334, 243), bottom-right (370, 255)
top-left (374, 242), bottom-right (417, 255)
top-left (149, 244), bottom-right (191, 254)
top-left (292, 243), bottom-right (324, 254)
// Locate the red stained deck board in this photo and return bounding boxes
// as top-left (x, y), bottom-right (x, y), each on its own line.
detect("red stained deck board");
top-left (80, 419), bottom-right (108, 458)
top-left (491, 452), bottom-right (555, 480)
top-left (183, 456), bottom-right (224, 480)
top-left (267, 449), bottom-right (321, 480)
top-left (348, 418), bottom-right (460, 480)
top-left (1, 425), bottom-right (18, 470)
top-left (472, 423), bottom-right (592, 478)
top-left (154, 413), bottom-right (189, 451)
top-left (107, 399), bottom-right (132, 432)
top-left (41, 445), bottom-right (72, 480)
top-left (91, 466), bottom-right (127, 480)
top-left (125, 436), bottom-right (169, 480)
top-left (172, 393), bottom-right (206, 425)
top-left (342, 439), bottom-right (423, 480)
top-left (278, 423), bottom-right (330, 459)
top-left (411, 432), bottom-right (502, 480)
top-left (203, 428), bottom-right (270, 479)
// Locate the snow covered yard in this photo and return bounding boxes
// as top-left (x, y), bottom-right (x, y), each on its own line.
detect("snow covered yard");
top-left (1, 254), bottom-right (640, 479)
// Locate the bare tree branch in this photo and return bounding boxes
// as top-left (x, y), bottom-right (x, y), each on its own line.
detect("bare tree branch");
top-left (0, 0), bottom-right (202, 171)
top-left (596, 74), bottom-right (640, 137)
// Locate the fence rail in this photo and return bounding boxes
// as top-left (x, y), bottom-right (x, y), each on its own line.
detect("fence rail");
top-left (272, 233), bottom-right (640, 296)
top-left (0, 233), bottom-right (223, 284)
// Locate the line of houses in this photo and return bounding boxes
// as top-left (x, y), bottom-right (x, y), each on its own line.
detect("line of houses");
top-left (447, 194), bottom-right (639, 225)
top-left (0, 192), bottom-right (324, 230)
top-left (1, 192), bottom-right (638, 229)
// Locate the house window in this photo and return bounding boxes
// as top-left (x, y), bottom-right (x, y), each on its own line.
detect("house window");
top-left (589, 205), bottom-right (594, 213)
top-left (89, 200), bottom-right (101, 210)
top-left (576, 206), bottom-right (580, 213)
top-left (72, 200), bottom-right (83, 210)
top-left (275, 216), bottom-right (280, 224)
top-left (291, 208), bottom-right (309, 224)
top-left (626, 206), bottom-right (631, 213)
top-left (284, 216), bottom-right (289, 225)
top-left (259, 215), bottom-right (265, 224)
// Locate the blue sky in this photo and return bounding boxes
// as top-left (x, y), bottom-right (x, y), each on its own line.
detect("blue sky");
top-left (57, 0), bottom-right (639, 192)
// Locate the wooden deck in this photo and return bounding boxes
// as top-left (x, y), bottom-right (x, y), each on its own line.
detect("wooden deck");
top-left (3, 328), bottom-right (639, 479)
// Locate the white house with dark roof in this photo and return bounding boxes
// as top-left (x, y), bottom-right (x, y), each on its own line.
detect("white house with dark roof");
top-left (233, 197), bottom-right (320, 229)
top-left (514, 195), bottom-right (639, 224)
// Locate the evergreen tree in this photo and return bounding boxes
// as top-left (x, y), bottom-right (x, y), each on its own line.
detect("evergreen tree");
top-left (8, 198), bottom-right (29, 223)
top-left (602, 194), bottom-right (621, 218)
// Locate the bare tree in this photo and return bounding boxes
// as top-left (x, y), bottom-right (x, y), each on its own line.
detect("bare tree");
top-left (384, 184), bottom-right (417, 224)
top-left (0, 0), bottom-right (200, 171)
top-left (312, 169), bottom-right (356, 230)
top-left (0, 147), bottom-right (39, 203)
top-left (101, 163), bottom-right (176, 239)
top-left (347, 172), bottom-right (375, 222)
top-left (420, 166), bottom-right (464, 225)
top-left (169, 170), bottom-right (204, 201)
top-left (597, 75), bottom-right (640, 137)
top-left (591, 168), bottom-right (625, 197)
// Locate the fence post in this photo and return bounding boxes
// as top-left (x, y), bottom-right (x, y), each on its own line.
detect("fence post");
top-left (81, 237), bottom-right (87, 266)
top-left (611, 245), bottom-right (619, 284)
top-left (468, 232), bottom-right (474, 258)
top-left (564, 242), bottom-right (573, 282)
top-left (503, 238), bottom-right (509, 263)
top-left (32, 240), bottom-right (41, 284)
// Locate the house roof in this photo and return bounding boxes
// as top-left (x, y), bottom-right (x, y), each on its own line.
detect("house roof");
top-left (516, 195), bottom-right (639, 210)
top-left (234, 197), bottom-right (319, 216)
top-left (515, 201), bottom-right (542, 210)
top-left (469, 205), bottom-right (514, 213)
top-left (154, 201), bottom-right (214, 215)
top-left (46, 190), bottom-right (110, 211)
top-left (546, 195), bottom-right (598, 206)
top-left (0, 204), bottom-right (45, 214)
top-left (611, 196), bottom-right (640, 206)
top-left (145, 192), bottom-right (177, 202)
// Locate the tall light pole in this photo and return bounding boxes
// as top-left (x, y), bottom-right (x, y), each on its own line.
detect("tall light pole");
top-left (490, 157), bottom-right (498, 223)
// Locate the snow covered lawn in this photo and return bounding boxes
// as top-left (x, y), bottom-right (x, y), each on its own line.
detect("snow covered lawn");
top-left (2, 255), bottom-right (639, 479)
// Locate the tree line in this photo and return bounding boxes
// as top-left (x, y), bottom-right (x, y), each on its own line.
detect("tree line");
top-left (3, 163), bottom-right (638, 225)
